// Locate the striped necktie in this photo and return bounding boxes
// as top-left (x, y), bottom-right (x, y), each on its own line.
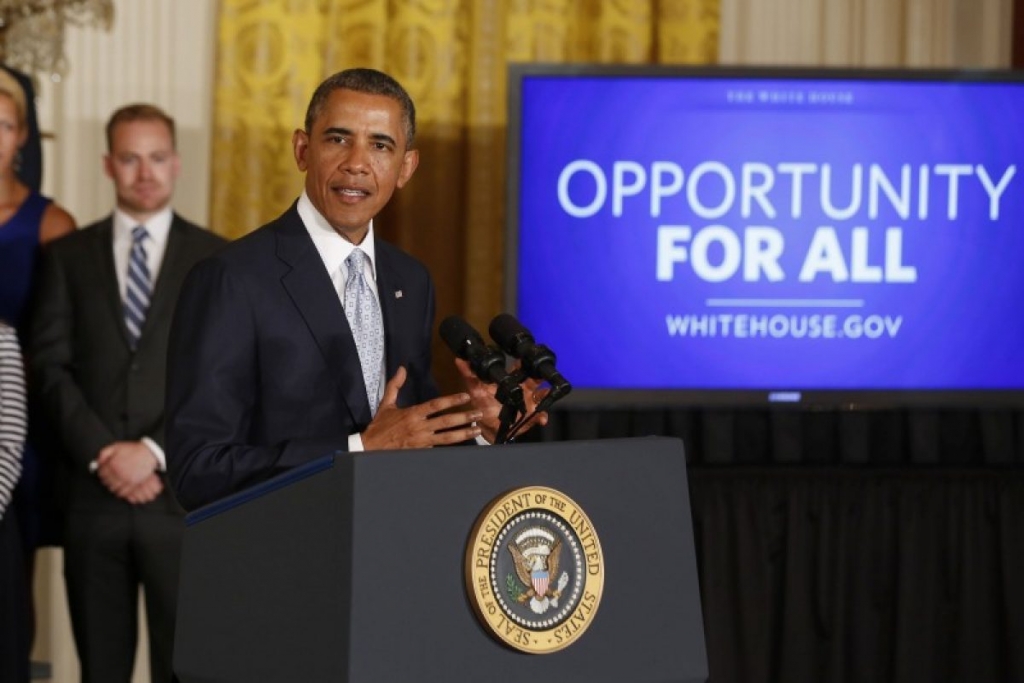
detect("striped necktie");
top-left (124, 226), bottom-right (151, 351)
top-left (344, 248), bottom-right (384, 415)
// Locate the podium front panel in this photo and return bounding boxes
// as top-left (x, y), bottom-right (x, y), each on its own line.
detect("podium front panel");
top-left (175, 437), bottom-right (707, 682)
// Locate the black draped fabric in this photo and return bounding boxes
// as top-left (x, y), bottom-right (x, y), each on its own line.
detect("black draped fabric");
top-left (538, 408), bottom-right (1024, 466)
top-left (532, 408), bottom-right (1024, 683)
top-left (691, 468), bottom-right (1023, 683)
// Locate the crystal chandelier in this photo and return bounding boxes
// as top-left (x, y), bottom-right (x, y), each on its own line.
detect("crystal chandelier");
top-left (0, 0), bottom-right (114, 81)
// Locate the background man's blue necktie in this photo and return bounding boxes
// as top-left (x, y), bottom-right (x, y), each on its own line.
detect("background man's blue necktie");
top-left (124, 225), bottom-right (151, 351)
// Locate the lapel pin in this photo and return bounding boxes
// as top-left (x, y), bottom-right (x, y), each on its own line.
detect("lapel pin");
top-left (395, 290), bottom-right (403, 299)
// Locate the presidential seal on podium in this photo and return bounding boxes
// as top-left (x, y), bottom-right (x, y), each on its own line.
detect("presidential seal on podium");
top-left (465, 486), bottom-right (605, 653)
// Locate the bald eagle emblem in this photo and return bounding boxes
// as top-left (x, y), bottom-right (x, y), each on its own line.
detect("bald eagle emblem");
top-left (507, 526), bottom-right (571, 615)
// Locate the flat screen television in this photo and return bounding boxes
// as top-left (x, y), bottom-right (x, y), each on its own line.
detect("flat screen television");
top-left (505, 64), bottom-right (1024, 408)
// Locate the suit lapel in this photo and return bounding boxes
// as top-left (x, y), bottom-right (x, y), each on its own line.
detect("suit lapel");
top-left (275, 208), bottom-right (370, 426)
top-left (374, 242), bottom-right (406, 382)
top-left (91, 219), bottom-right (131, 348)
top-left (143, 215), bottom-right (189, 335)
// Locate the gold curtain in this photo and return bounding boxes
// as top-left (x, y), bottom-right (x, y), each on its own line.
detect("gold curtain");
top-left (211, 0), bottom-right (718, 391)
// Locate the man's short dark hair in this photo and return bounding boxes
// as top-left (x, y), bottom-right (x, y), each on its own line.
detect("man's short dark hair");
top-left (304, 68), bottom-right (417, 148)
top-left (106, 103), bottom-right (176, 151)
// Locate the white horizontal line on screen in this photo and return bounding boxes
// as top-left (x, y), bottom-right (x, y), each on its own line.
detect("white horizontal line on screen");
top-left (705, 299), bottom-right (865, 308)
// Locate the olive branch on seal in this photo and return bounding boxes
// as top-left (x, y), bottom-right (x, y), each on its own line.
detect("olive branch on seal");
top-left (506, 574), bottom-right (524, 601)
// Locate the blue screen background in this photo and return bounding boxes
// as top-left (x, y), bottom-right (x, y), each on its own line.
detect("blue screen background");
top-left (514, 74), bottom-right (1024, 391)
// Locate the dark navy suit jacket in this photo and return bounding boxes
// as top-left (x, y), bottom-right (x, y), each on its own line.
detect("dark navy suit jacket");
top-left (166, 203), bottom-right (440, 511)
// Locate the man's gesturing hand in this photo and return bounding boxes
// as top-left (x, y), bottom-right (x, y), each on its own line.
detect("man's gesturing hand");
top-left (361, 366), bottom-right (482, 451)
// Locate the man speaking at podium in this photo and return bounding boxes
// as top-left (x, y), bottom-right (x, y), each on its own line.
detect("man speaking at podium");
top-left (166, 68), bottom-right (545, 512)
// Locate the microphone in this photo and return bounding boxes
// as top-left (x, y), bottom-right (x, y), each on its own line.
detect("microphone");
top-left (488, 313), bottom-right (572, 406)
top-left (439, 315), bottom-right (525, 411)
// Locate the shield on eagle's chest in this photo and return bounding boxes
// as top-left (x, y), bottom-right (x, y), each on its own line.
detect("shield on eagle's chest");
top-left (532, 571), bottom-right (549, 596)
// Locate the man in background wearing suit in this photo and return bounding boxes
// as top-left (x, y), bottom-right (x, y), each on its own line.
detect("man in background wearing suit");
top-left (29, 104), bottom-right (225, 683)
top-left (166, 68), bottom-right (545, 512)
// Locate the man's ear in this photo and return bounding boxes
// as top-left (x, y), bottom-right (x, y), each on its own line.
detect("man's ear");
top-left (396, 149), bottom-right (419, 189)
top-left (292, 129), bottom-right (309, 171)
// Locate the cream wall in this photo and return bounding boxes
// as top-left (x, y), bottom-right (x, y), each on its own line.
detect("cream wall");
top-left (27, 0), bottom-right (1013, 681)
top-left (31, 2), bottom-right (217, 681)
top-left (720, 0), bottom-right (1012, 66)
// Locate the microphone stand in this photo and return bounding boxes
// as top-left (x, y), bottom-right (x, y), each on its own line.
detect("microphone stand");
top-left (504, 380), bottom-right (573, 443)
top-left (494, 403), bottom-right (519, 445)
top-left (494, 370), bottom-right (527, 445)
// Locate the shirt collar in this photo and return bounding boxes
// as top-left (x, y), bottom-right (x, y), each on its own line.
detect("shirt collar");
top-left (297, 191), bottom-right (377, 281)
top-left (113, 206), bottom-right (173, 245)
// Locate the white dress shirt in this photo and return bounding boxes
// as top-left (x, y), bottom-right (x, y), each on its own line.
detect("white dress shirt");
top-left (112, 207), bottom-right (172, 302)
top-left (297, 192), bottom-right (386, 452)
